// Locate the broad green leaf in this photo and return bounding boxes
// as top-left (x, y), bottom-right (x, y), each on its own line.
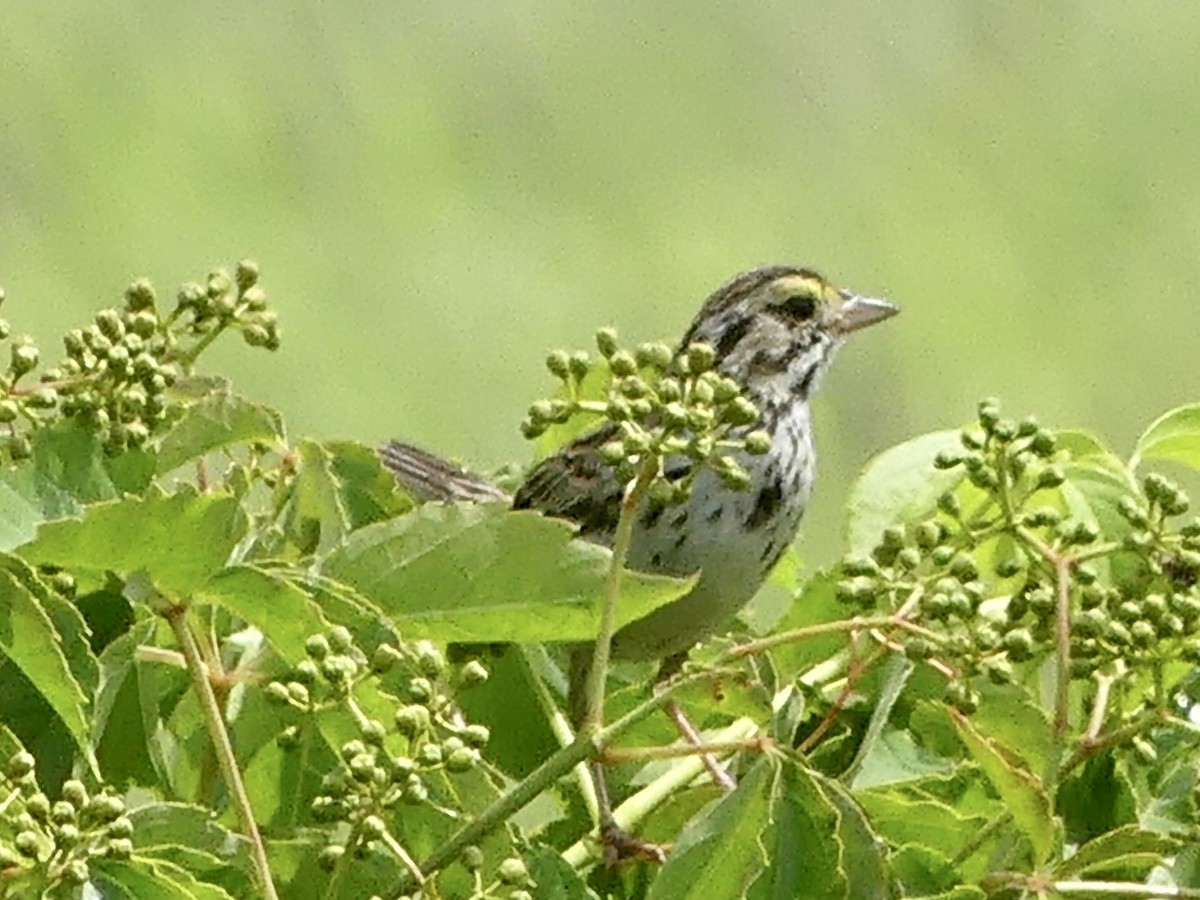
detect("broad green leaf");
top-left (857, 790), bottom-right (987, 857)
top-left (890, 844), bottom-right (959, 896)
top-left (321, 503), bottom-right (693, 643)
top-left (1130, 404), bottom-right (1200, 472)
top-left (92, 855), bottom-right (238, 899)
top-left (967, 683), bottom-right (1053, 780)
top-left (949, 707), bottom-right (1056, 864)
top-left (849, 728), bottom-right (957, 790)
top-left (323, 439), bottom-right (415, 529)
top-left (155, 390), bottom-right (284, 474)
top-left (747, 759), bottom-right (844, 900)
top-left (0, 554), bottom-right (99, 700)
top-left (285, 439), bottom-right (352, 555)
top-left (816, 770), bottom-right (891, 900)
top-left (18, 489), bottom-right (246, 597)
top-left (92, 622), bottom-right (163, 790)
top-left (197, 566), bottom-right (327, 665)
top-left (1053, 824), bottom-right (1177, 880)
top-left (1056, 753), bottom-right (1137, 844)
top-left (0, 567), bottom-right (92, 767)
top-left (846, 430), bottom-right (965, 557)
top-left (767, 570), bottom-right (853, 680)
top-left (524, 845), bottom-right (601, 900)
top-left (0, 422), bottom-right (159, 552)
top-left (650, 758), bottom-right (773, 899)
top-left (844, 653), bottom-right (913, 787)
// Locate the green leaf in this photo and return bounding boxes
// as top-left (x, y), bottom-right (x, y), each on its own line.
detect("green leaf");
top-left (816, 770), bottom-right (891, 900)
top-left (525, 844), bottom-right (601, 900)
top-left (284, 439), bottom-right (352, 555)
top-left (846, 430), bottom-right (965, 557)
top-left (967, 683), bottom-right (1053, 780)
top-left (857, 790), bottom-right (987, 858)
top-left (92, 855), bottom-right (239, 899)
top-left (155, 390), bottom-right (284, 474)
top-left (321, 503), bottom-right (693, 642)
top-left (767, 570), bottom-right (852, 680)
top-left (747, 759), bottom-right (844, 899)
top-left (1056, 753), bottom-right (1137, 844)
top-left (323, 439), bottom-right (415, 529)
top-left (1053, 824), bottom-right (1178, 880)
top-left (0, 420), bottom-right (137, 550)
top-left (1130, 404), bottom-right (1200, 472)
top-left (845, 653), bottom-right (913, 787)
top-left (649, 758), bottom-right (773, 899)
top-left (891, 843), bottom-right (959, 896)
top-left (0, 564), bottom-right (92, 768)
top-left (949, 707), bottom-right (1056, 864)
top-left (196, 566), bottom-right (327, 666)
top-left (848, 728), bottom-right (956, 790)
top-left (18, 489), bottom-right (246, 597)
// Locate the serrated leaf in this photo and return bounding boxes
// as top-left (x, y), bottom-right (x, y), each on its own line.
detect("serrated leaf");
top-left (196, 566), bottom-right (327, 665)
top-left (649, 758), bottom-right (774, 899)
top-left (156, 390), bottom-right (284, 474)
top-left (845, 653), bottom-right (913, 787)
top-left (857, 790), bottom-right (987, 857)
top-left (321, 503), bottom-right (693, 642)
top-left (816, 770), bottom-right (891, 900)
top-left (1130, 404), bottom-right (1200, 472)
top-left (949, 707), bottom-right (1056, 864)
top-left (286, 439), bottom-right (352, 555)
top-left (846, 430), bottom-right (965, 557)
top-left (91, 855), bottom-right (238, 899)
top-left (0, 566), bottom-right (93, 768)
top-left (323, 439), bottom-right (415, 528)
top-left (890, 844), bottom-right (959, 895)
top-left (746, 759), bottom-right (844, 899)
top-left (525, 844), bottom-right (601, 900)
top-left (17, 490), bottom-right (246, 597)
top-left (1054, 824), bottom-right (1177, 880)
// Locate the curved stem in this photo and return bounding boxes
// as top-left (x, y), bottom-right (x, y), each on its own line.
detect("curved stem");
top-left (165, 606), bottom-right (278, 900)
top-left (581, 458), bottom-right (657, 735)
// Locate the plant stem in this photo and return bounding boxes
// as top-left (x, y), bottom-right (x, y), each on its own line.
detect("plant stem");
top-left (581, 458), bottom-right (657, 735)
top-left (165, 606), bottom-right (278, 900)
top-left (1046, 554), bottom-right (1072, 787)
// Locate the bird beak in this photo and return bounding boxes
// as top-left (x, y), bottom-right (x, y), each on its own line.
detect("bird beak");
top-left (835, 293), bottom-right (899, 335)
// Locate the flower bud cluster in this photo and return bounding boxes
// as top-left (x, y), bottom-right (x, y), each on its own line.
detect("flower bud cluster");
top-left (525, 328), bottom-right (771, 503)
top-left (840, 399), bottom-right (1200, 714)
top-left (266, 627), bottom-right (504, 878)
top-left (0, 751), bottom-right (133, 890)
top-left (0, 261), bottom-right (278, 461)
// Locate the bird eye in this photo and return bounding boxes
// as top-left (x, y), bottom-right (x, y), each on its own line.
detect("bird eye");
top-left (781, 293), bottom-right (817, 320)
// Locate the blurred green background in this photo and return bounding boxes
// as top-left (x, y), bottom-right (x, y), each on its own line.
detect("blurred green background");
top-left (3, 3), bottom-right (1198, 563)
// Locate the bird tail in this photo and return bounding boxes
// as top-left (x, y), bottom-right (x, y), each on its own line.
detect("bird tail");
top-left (377, 441), bottom-right (510, 504)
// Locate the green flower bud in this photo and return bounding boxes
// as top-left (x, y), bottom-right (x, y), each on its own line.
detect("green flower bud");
top-left (744, 430), bottom-right (772, 455)
top-left (371, 642), bottom-right (404, 673)
top-left (1036, 465), bottom-right (1065, 489)
top-left (403, 779), bottom-right (429, 805)
top-left (945, 681), bottom-right (979, 714)
top-left (361, 719), bottom-right (387, 747)
top-left (618, 375), bottom-right (649, 399)
top-left (128, 309), bottom-right (159, 338)
top-left (933, 450), bottom-right (962, 470)
top-left (1072, 608), bottom-right (1107, 638)
top-left (606, 397), bottom-right (632, 421)
top-left (723, 396), bottom-right (758, 427)
top-left (609, 350), bottom-right (637, 377)
top-left (895, 547), bottom-right (922, 571)
top-left (712, 375), bottom-right (741, 403)
top-left (418, 742), bottom-right (443, 766)
top-left (497, 857), bottom-right (529, 886)
top-left (1004, 628), bottom-right (1035, 662)
top-left (458, 659), bottom-right (489, 687)
top-left (0, 319), bottom-right (8, 340)
top-left (394, 705), bottom-right (430, 737)
top-left (1030, 430), bottom-right (1056, 457)
top-left (294, 660), bottom-right (320, 686)
top-left (10, 340), bottom-right (38, 377)
top-left (464, 724), bottom-right (490, 747)
top-left (445, 747), bottom-right (479, 772)
top-left (305, 634), bottom-right (331, 660)
top-left (109, 836), bottom-right (134, 859)
top-left (463, 845), bottom-right (485, 870)
top-left (51, 800), bottom-right (76, 824)
top-left (25, 792), bottom-right (50, 821)
top-left (686, 342), bottom-right (716, 373)
top-left (691, 378), bottom-right (715, 405)
top-left (960, 429), bottom-right (985, 450)
top-left (95, 309), bottom-right (125, 341)
top-left (319, 844), bottom-right (345, 871)
top-left (1130, 620), bottom-right (1156, 647)
top-left (242, 324), bottom-right (272, 348)
top-left (715, 457), bottom-right (751, 491)
top-left (686, 405), bottom-right (715, 431)
top-left (992, 420), bottom-right (1017, 442)
top-left (519, 417), bottom-right (545, 440)
top-left (328, 626), bottom-right (354, 652)
top-left (594, 326), bottom-right (619, 358)
top-left (286, 682), bottom-right (310, 706)
top-left (266, 681), bottom-right (292, 707)
top-left (936, 491), bottom-right (961, 516)
top-left (635, 342), bottom-right (673, 371)
top-left (414, 640), bottom-right (445, 677)
top-left (568, 351), bottom-right (591, 381)
top-left (686, 435), bottom-right (714, 462)
top-left (0, 399), bottom-right (19, 423)
top-left (1017, 417), bottom-right (1039, 437)
top-left (234, 259), bottom-right (260, 291)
